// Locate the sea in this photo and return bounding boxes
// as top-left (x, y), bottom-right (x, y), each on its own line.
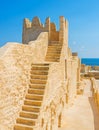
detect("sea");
top-left (81, 58), bottom-right (99, 66)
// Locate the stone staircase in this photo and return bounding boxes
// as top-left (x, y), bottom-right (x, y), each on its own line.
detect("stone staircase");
top-left (14, 41), bottom-right (63, 130)
top-left (14, 63), bottom-right (49, 130)
top-left (45, 41), bottom-right (63, 62)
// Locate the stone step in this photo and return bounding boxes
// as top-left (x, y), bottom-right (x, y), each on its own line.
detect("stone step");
top-left (16, 117), bottom-right (36, 126)
top-left (30, 79), bottom-right (46, 84)
top-left (14, 124), bottom-right (33, 130)
top-left (28, 89), bottom-right (44, 95)
top-left (19, 111), bottom-right (38, 119)
top-left (46, 55), bottom-right (60, 59)
top-left (30, 70), bottom-right (48, 75)
top-left (49, 41), bottom-right (60, 44)
top-left (31, 64), bottom-right (49, 67)
top-left (48, 43), bottom-right (62, 46)
top-left (47, 47), bottom-right (61, 52)
top-left (31, 66), bottom-right (49, 71)
top-left (30, 75), bottom-right (48, 80)
top-left (24, 100), bottom-right (42, 107)
top-left (45, 59), bottom-right (60, 62)
top-left (48, 43), bottom-right (61, 46)
top-left (25, 94), bottom-right (43, 101)
top-left (48, 46), bottom-right (62, 49)
top-left (47, 51), bottom-right (61, 54)
top-left (47, 48), bottom-right (62, 52)
top-left (45, 57), bottom-right (60, 61)
top-left (22, 105), bottom-right (40, 113)
top-left (46, 57), bottom-right (60, 60)
top-left (46, 53), bottom-right (60, 57)
top-left (48, 42), bottom-right (62, 46)
top-left (29, 84), bottom-right (45, 89)
top-left (46, 50), bottom-right (61, 54)
top-left (48, 45), bottom-right (61, 47)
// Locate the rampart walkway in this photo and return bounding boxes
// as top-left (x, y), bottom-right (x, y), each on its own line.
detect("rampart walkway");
top-left (59, 79), bottom-right (99, 130)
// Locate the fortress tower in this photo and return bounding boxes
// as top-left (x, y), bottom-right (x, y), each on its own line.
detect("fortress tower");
top-left (0, 16), bottom-right (81, 130)
top-left (22, 16), bottom-right (68, 46)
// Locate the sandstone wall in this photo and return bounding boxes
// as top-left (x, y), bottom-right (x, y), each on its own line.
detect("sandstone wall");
top-left (49, 23), bottom-right (59, 41)
top-left (0, 16), bottom-right (81, 130)
top-left (91, 78), bottom-right (99, 110)
top-left (33, 62), bottom-right (67, 130)
top-left (22, 17), bottom-right (49, 44)
top-left (94, 66), bottom-right (99, 71)
top-left (81, 64), bottom-right (86, 73)
top-left (0, 32), bottom-right (48, 130)
top-left (81, 64), bottom-right (92, 74)
top-left (66, 55), bottom-right (80, 103)
top-left (31, 16), bottom-right (81, 129)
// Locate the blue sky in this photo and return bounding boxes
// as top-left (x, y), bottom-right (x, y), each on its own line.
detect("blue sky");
top-left (0, 0), bottom-right (99, 58)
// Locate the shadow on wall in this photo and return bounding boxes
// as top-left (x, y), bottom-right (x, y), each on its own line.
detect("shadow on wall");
top-left (88, 97), bottom-right (99, 130)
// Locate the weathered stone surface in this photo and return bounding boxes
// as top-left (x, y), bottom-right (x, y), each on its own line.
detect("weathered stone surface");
top-left (0, 32), bottom-right (48, 130)
top-left (0, 16), bottom-right (86, 130)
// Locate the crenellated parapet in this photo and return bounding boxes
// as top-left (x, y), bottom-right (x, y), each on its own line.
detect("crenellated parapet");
top-left (22, 17), bottom-right (48, 44)
top-left (22, 16), bottom-right (68, 45)
top-left (59, 16), bottom-right (68, 44)
top-left (23, 18), bottom-right (32, 29)
top-left (31, 17), bottom-right (41, 27)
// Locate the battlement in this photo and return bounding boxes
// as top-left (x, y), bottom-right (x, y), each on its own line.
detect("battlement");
top-left (22, 16), bottom-right (68, 44)
top-left (72, 52), bottom-right (78, 56)
top-left (23, 17), bottom-right (49, 30)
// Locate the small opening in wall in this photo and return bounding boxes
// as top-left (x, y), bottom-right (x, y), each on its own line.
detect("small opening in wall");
top-left (41, 118), bottom-right (44, 127)
top-left (58, 113), bottom-right (62, 127)
top-left (46, 124), bottom-right (48, 130)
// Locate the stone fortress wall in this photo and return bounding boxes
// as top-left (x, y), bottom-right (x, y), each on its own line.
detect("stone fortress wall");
top-left (81, 64), bottom-right (99, 112)
top-left (22, 17), bottom-right (59, 44)
top-left (0, 16), bottom-right (81, 130)
top-left (91, 78), bottom-right (99, 111)
top-left (0, 32), bottom-right (49, 130)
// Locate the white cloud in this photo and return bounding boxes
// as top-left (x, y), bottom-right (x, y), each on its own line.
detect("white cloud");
top-left (81, 46), bottom-right (85, 49)
top-left (79, 45), bottom-right (87, 51)
top-left (72, 41), bottom-right (76, 45)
